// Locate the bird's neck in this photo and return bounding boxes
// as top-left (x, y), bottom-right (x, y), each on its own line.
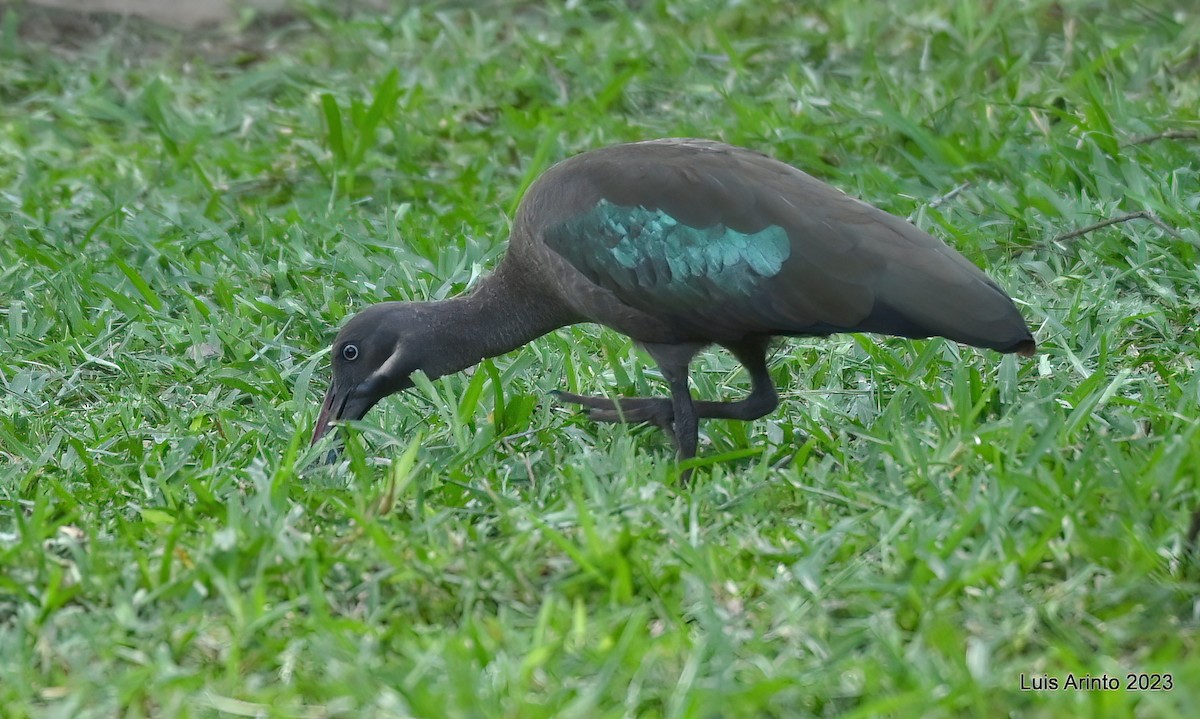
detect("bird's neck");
top-left (419, 268), bottom-right (572, 380)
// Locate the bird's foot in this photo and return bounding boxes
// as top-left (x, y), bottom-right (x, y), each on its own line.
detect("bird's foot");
top-left (552, 390), bottom-right (699, 483)
top-left (551, 390), bottom-right (674, 429)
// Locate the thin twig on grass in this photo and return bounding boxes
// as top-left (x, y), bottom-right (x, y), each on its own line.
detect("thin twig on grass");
top-left (1052, 210), bottom-right (1182, 243)
top-left (928, 181), bottom-right (972, 209)
top-left (910, 182), bottom-right (972, 221)
top-left (1124, 129), bottom-right (1199, 146)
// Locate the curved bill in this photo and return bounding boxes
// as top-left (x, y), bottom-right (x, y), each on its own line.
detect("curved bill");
top-left (310, 383), bottom-right (380, 446)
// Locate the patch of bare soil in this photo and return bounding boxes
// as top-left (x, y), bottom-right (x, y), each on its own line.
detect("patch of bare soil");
top-left (3, 0), bottom-right (299, 58)
top-left (25, 0), bottom-right (236, 29)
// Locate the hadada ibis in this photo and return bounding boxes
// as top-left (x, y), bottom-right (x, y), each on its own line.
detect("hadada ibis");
top-left (311, 139), bottom-right (1035, 473)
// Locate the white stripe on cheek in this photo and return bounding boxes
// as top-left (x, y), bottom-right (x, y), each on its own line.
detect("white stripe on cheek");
top-left (366, 340), bottom-right (406, 385)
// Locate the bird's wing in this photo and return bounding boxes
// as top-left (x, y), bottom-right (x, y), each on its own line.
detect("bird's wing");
top-left (543, 197), bottom-right (814, 339)
top-left (540, 141), bottom-right (1031, 350)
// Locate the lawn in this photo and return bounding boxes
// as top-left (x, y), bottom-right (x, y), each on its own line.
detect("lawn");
top-left (1, 0), bottom-right (1198, 716)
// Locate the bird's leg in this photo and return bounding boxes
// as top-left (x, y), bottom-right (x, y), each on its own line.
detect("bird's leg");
top-left (555, 339), bottom-right (781, 483)
top-left (549, 390), bottom-right (675, 428)
top-left (553, 338), bottom-right (777, 424)
top-left (665, 370), bottom-right (698, 459)
top-left (693, 339), bottom-right (778, 421)
top-left (641, 342), bottom-right (702, 481)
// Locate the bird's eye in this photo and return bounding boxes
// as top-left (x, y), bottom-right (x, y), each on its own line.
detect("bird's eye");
top-left (341, 343), bottom-right (360, 361)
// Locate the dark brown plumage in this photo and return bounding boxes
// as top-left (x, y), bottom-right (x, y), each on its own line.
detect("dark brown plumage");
top-left (311, 139), bottom-right (1035, 474)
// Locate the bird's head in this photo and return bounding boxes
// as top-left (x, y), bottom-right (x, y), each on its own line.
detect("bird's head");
top-left (310, 302), bottom-right (423, 445)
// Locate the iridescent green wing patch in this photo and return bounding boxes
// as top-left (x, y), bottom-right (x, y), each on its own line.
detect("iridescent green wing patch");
top-left (545, 200), bottom-right (790, 309)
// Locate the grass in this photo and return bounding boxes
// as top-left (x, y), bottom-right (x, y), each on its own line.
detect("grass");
top-left (1, 0), bottom-right (1199, 716)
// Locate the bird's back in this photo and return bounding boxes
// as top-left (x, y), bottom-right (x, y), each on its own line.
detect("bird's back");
top-left (511, 139), bottom-right (1034, 355)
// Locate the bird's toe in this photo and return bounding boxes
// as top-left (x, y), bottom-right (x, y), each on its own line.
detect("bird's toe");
top-left (553, 390), bottom-right (619, 410)
top-left (587, 401), bottom-right (673, 428)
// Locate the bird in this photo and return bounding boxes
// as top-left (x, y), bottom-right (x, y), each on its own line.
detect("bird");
top-left (310, 138), bottom-right (1035, 476)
